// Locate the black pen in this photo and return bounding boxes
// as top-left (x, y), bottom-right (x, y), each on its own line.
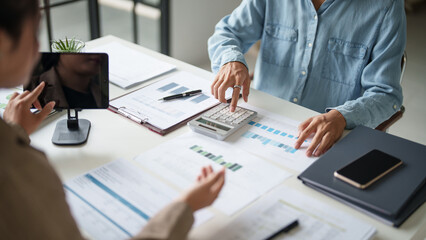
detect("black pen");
top-left (265, 219), bottom-right (298, 240)
top-left (158, 89), bottom-right (202, 101)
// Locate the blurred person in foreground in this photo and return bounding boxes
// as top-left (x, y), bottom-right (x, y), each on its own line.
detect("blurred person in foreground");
top-left (0, 1), bottom-right (225, 239)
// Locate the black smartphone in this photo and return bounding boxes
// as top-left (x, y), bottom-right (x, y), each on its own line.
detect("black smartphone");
top-left (334, 149), bottom-right (403, 189)
top-left (25, 52), bottom-right (109, 109)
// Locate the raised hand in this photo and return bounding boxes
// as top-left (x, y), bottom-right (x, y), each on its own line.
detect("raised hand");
top-left (3, 82), bottom-right (55, 135)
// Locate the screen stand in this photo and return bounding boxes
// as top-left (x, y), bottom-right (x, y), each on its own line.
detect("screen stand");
top-left (52, 109), bottom-right (91, 145)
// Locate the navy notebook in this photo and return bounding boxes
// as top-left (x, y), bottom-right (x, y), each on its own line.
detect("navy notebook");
top-left (298, 126), bottom-right (426, 227)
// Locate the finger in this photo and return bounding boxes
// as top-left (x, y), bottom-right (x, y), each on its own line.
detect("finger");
top-left (18, 90), bottom-right (31, 99)
top-left (229, 74), bottom-right (244, 111)
top-left (9, 92), bottom-right (20, 101)
top-left (213, 77), bottom-right (224, 100)
top-left (36, 101), bottom-right (55, 121)
top-left (202, 166), bottom-right (208, 179)
top-left (298, 117), bottom-right (312, 134)
top-left (23, 81), bottom-right (45, 103)
top-left (207, 165), bottom-right (214, 175)
top-left (295, 120), bottom-right (315, 149)
top-left (242, 77), bottom-right (250, 102)
top-left (205, 169), bottom-right (225, 188)
top-left (211, 171), bottom-right (225, 197)
top-left (314, 132), bottom-right (332, 157)
top-left (229, 87), bottom-right (241, 112)
top-left (33, 99), bottom-right (42, 110)
top-left (197, 175), bottom-right (202, 182)
top-left (211, 74), bottom-right (220, 95)
top-left (306, 129), bottom-right (325, 157)
top-left (218, 79), bottom-right (233, 104)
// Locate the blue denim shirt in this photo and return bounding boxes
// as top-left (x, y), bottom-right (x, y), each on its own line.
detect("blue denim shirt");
top-left (208, 0), bottom-right (406, 129)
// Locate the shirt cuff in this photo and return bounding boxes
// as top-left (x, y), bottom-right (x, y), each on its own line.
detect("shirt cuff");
top-left (326, 106), bottom-right (358, 130)
top-left (212, 50), bottom-right (249, 74)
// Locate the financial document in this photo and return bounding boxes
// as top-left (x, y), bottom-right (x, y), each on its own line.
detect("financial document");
top-left (89, 42), bottom-right (176, 88)
top-left (65, 159), bottom-right (213, 240)
top-left (217, 186), bottom-right (376, 240)
top-left (110, 71), bottom-right (231, 130)
top-left (227, 103), bottom-right (318, 172)
top-left (134, 132), bottom-right (292, 215)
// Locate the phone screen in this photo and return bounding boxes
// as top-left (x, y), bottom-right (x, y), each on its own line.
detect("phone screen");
top-left (335, 149), bottom-right (402, 187)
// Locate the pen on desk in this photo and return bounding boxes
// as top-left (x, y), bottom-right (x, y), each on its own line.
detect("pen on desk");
top-left (265, 219), bottom-right (299, 240)
top-left (158, 89), bottom-right (202, 101)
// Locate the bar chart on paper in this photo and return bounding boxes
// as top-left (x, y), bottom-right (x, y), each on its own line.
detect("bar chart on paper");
top-left (135, 132), bottom-right (291, 215)
top-left (190, 145), bottom-right (243, 172)
top-left (157, 82), bottom-right (210, 104)
top-left (242, 130), bottom-right (298, 154)
top-left (229, 104), bottom-right (318, 172)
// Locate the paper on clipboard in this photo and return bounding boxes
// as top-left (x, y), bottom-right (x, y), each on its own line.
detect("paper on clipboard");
top-left (109, 71), bottom-right (232, 134)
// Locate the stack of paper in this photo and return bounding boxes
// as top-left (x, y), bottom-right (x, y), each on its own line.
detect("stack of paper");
top-left (89, 42), bottom-right (176, 89)
top-left (65, 159), bottom-right (213, 240)
top-left (217, 186), bottom-right (376, 240)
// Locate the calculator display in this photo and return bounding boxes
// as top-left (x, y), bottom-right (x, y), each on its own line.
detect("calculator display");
top-left (196, 118), bottom-right (231, 131)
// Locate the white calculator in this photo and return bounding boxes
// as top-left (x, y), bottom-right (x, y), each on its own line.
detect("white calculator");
top-left (188, 103), bottom-right (257, 140)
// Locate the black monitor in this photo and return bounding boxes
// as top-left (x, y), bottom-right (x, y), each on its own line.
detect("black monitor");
top-left (25, 52), bottom-right (109, 145)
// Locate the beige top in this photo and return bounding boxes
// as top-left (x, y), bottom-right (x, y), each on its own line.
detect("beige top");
top-left (0, 119), bottom-right (194, 240)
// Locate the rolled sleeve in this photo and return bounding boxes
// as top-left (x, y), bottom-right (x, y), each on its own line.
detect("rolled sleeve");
top-left (208, 0), bottom-right (265, 74)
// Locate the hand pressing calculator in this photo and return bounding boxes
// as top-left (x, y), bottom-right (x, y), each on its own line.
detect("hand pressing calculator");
top-left (188, 103), bottom-right (257, 140)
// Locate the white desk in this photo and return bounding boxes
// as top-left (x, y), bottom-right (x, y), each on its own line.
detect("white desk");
top-left (30, 35), bottom-right (426, 240)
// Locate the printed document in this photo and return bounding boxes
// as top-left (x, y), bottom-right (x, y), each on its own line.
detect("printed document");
top-left (134, 132), bottom-right (292, 215)
top-left (89, 42), bottom-right (176, 88)
top-left (226, 103), bottom-right (318, 172)
top-left (109, 71), bottom-right (232, 130)
top-left (65, 159), bottom-right (213, 240)
top-left (217, 186), bottom-right (376, 240)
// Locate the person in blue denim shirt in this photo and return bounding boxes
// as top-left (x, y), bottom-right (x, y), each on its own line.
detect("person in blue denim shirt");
top-left (208, 0), bottom-right (406, 157)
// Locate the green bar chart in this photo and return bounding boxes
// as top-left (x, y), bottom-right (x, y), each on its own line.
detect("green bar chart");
top-left (190, 145), bottom-right (243, 172)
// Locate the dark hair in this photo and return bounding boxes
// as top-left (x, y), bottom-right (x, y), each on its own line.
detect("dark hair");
top-left (0, 0), bottom-right (39, 42)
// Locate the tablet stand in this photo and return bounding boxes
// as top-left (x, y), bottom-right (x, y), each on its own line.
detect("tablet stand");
top-left (52, 109), bottom-right (91, 145)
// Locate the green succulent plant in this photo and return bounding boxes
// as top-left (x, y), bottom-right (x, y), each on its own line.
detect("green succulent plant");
top-left (51, 37), bottom-right (85, 52)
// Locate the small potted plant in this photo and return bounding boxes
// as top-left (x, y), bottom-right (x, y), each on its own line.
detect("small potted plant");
top-left (51, 37), bottom-right (85, 53)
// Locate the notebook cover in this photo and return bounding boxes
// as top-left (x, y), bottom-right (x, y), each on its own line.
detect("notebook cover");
top-left (302, 181), bottom-right (426, 227)
top-left (298, 126), bottom-right (426, 217)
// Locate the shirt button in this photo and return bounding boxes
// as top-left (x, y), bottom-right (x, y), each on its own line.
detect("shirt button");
top-left (308, 43), bottom-right (313, 48)
top-left (301, 71), bottom-right (306, 75)
top-left (293, 98), bottom-right (298, 103)
top-left (393, 105), bottom-right (397, 110)
top-left (314, 15), bottom-right (318, 20)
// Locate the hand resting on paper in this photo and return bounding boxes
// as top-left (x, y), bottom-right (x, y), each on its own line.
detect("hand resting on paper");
top-left (294, 110), bottom-right (346, 157)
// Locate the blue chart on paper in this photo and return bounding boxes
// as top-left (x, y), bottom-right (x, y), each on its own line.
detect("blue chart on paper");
top-left (157, 82), bottom-right (209, 104)
top-left (242, 130), bottom-right (298, 154)
top-left (248, 120), bottom-right (308, 142)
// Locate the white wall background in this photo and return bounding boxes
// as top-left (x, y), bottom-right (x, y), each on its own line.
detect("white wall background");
top-left (170, 0), bottom-right (242, 66)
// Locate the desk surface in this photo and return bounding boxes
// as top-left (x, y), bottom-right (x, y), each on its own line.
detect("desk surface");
top-left (30, 35), bottom-right (426, 240)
